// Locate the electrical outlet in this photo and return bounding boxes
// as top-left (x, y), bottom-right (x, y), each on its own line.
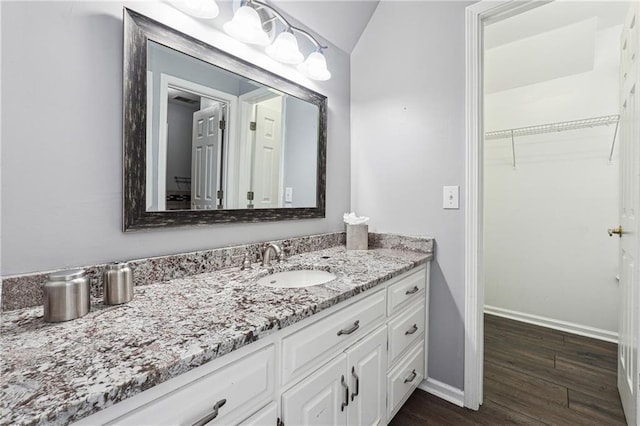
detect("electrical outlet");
top-left (443, 186), bottom-right (459, 209)
top-left (285, 187), bottom-right (293, 203)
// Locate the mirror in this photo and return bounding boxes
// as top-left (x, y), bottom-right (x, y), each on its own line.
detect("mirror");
top-left (123, 9), bottom-right (327, 231)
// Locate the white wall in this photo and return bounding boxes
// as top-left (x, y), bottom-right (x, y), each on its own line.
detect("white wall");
top-left (484, 25), bottom-right (622, 334)
top-left (352, 0), bottom-right (472, 390)
top-left (0, 1), bottom-right (351, 275)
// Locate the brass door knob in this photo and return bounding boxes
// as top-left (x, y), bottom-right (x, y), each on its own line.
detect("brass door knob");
top-left (608, 226), bottom-right (623, 237)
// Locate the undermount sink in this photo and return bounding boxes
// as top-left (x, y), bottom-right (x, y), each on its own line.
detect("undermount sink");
top-left (258, 270), bottom-right (337, 288)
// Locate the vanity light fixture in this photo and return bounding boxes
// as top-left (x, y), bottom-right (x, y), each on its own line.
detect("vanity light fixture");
top-left (170, 0), bottom-right (220, 19)
top-left (224, 0), bottom-right (331, 81)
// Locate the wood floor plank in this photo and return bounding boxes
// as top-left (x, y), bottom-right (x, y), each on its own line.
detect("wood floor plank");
top-left (568, 389), bottom-right (627, 425)
top-left (393, 315), bottom-right (625, 424)
top-left (484, 360), bottom-right (568, 407)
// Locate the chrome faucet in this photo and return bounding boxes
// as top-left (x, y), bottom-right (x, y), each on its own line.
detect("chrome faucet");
top-left (261, 243), bottom-right (284, 266)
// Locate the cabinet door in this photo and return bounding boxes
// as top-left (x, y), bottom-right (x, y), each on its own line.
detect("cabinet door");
top-left (282, 354), bottom-right (348, 426)
top-left (345, 326), bottom-right (387, 426)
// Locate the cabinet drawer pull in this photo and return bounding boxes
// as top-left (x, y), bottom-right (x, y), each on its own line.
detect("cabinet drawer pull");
top-left (341, 375), bottom-right (349, 411)
top-left (405, 324), bottom-right (418, 335)
top-left (192, 398), bottom-right (226, 426)
top-left (337, 320), bottom-right (360, 336)
top-left (405, 286), bottom-right (419, 295)
top-left (403, 369), bottom-right (417, 384)
top-left (351, 366), bottom-right (359, 401)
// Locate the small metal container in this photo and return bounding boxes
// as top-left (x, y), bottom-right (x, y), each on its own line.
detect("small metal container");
top-left (103, 262), bottom-right (133, 305)
top-left (43, 269), bottom-right (90, 322)
top-left (346, 224), bottom-right (369, 250)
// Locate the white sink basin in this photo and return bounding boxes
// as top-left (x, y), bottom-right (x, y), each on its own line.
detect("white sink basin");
top-left (258, 270), bottom-right (337, 288)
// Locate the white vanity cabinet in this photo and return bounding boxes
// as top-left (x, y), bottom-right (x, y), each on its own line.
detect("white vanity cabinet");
top-left (281, 325), bottom-right (387, 426)
top-left (76, 263), bottom-right (430, 426)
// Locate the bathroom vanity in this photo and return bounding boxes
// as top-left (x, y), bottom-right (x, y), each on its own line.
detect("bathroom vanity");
top-left (0, 235), bottom-right (432, 425)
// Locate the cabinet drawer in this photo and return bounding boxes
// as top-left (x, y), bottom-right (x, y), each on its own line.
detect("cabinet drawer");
top-left (110, 345), bottom-right (275, 425)
top-left (282, 289), bottom-right (386, 385)
top-left (387, 267), bottom-right (426, 316)
top-left (239, 401), bottom-right (277, 425)
top-left (387, 341), bottom-right (424, 420)
top-left (387, 300), bottom-right (425, 366)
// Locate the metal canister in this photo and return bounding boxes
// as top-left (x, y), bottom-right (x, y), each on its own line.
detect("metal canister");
top-left (43, 269), bottom-right (90, 322)
top-left (103, 262), bottom-right (133, 305)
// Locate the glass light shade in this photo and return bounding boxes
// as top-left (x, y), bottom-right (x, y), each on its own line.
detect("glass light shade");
top-left (171, 0), bottom-right (219, 18)
top-left (298, 51), bottom-right (331, 81)
top-left (266, 32), bottom-right (304, 65)
top-left (223, 6), bottom-right (270, 46)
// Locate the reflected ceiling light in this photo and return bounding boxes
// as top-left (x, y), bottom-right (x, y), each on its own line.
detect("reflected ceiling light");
top-left (224, 0), bottom-right (331, 80)
top-left (171, 0), bottom-right (219, 19)
top-left (223, 5), bottom-right (270, 46)
top-left (266, 30), bottom-right (304, 65)
top-left (298, 51), bottom-right (331, 81)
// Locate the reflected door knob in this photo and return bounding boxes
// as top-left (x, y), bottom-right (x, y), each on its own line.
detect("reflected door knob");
top-left (608, 226), bottom-right (623, 237)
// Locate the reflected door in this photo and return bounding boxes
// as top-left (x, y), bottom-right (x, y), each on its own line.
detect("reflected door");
top-left (253, 99), bottom-right (283, 208)
top-left (191, 105), bottom-right (220, 210)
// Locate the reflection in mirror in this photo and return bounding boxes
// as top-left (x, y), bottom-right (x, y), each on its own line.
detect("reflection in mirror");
top-left (146, 41), bottom-right (319, 213)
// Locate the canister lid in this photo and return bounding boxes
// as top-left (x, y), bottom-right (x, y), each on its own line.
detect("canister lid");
top-left (105, 262), bottom-right (129, 270)
top-left (47, 269), bottom-right (85, 282)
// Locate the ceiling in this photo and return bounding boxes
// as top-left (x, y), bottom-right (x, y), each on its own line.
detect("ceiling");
top-left (270, 0), bottom-right (380, 53)
top-left (485, 1), bottom-right (629, 49)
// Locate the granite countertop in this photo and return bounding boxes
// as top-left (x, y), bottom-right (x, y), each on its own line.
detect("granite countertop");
top-left (1, 245), bottom-right (431, 425)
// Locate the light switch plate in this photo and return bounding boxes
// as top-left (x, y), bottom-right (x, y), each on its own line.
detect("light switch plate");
top-left (443, 186), bottom-right (459, 209)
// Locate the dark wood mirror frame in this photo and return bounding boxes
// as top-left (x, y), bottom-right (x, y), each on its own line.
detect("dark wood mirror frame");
top-left (123, 8), bottom-right (327, 231)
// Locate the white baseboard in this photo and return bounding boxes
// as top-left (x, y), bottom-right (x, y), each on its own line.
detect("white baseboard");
top-left (419, 377), bottom-right (465, 407)
top-left (484, 305), bottom-right (618, 344)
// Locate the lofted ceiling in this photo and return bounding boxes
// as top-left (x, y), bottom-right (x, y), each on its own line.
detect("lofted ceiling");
top-left (270, 0), bottom-right (380, 53)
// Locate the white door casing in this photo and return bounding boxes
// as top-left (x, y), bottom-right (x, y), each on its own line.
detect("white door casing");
top-left (253, 98), bottom-right (283, 209)
top-left (191, 105), bottom-right (220, 210)
top-left (619, 3), bottom-right (640, 425)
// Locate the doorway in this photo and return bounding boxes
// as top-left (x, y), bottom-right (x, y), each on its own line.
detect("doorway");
top-left (464, 2), bottom-right (637, 422)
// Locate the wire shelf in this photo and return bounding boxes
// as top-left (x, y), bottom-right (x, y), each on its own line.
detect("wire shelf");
top-left (485, 115), bottom-right (620, 140)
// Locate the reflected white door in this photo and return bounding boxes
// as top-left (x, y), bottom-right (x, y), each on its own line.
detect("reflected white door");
top-left (191, 105), bottom-right (219, 210)
top-left (618, 3), bottom-right (640, 425)
top-left (253, 99), bottom-right (283, 209)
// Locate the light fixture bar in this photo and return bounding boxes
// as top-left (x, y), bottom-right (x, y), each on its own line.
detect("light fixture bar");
top-left (248, 0), bottom-right (328, 51)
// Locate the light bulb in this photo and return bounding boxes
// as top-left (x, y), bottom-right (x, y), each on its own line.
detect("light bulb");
top-left (298, 51), bottom-right (331, 81)
top-left (171, 0), bottom-right (219, 19)
top-left (223, 6), bottom-right (270, 46)
top-left (266, 32), bottom-right (304, 65)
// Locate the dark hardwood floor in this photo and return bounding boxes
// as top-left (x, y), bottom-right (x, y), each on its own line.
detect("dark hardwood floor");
top-left (390, 314), bottom-right (626, 425)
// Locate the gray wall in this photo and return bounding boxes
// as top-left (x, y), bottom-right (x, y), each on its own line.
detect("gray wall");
top-left (351, 1), bottom-right (472, 390)
top-left (283, 96), bottom-right (318, 207)
top-left (1, 1), bottom-right (350, 275)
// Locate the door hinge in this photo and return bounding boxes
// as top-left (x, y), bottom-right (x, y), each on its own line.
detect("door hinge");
top-left (217, 190), bottom-right (224, 200)
top-left (219, 119), bottom-right (226, 130)
top-left (247, 191), bottom-right (254, 201)
top-left (250, 121), bottom-right (257, 131)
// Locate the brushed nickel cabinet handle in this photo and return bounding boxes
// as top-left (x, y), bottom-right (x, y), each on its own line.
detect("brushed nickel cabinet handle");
top-left (192, 398), bottom-right (226, 426)
top-left (351, 366), bottom-right (359, 401)
top-left (337, 320), bottom-right (360, 336)
top-left (404, 369), bottom-right (417, 384)
top-left (341, 375), bottom-right (349, 411)
top-left (405, 324), bottom-right (418, 335)
top-left (405, 286), bottom-right (419, 295)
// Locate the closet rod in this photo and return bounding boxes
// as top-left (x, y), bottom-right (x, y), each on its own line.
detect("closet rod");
top-left (485, 114), bottom-right (620, 140)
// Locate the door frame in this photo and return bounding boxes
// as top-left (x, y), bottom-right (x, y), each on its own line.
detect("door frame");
top-left (463, 0), bottom-right (550, 410)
